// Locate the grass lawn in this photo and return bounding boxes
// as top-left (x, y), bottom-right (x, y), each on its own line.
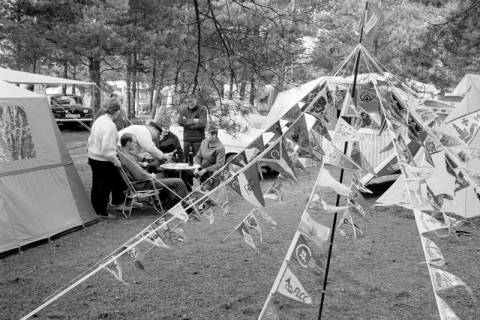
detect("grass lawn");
top-left (0, 130), bottom-right (479, 320)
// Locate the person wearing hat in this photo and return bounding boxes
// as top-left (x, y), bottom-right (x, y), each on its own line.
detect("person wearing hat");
top-left (194, 124), bottom-right (225, 185)
top-left (118, 121), bottom-right (174, 162)
top-left (87, 97), bottom-right (124, 219)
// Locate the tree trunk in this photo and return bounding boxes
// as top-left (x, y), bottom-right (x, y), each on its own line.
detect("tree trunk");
top-left (88, 57), bottom-right (101, 117)
top-left (62, 60), bottom-right (68, 95)
top-left (229, 69), bottom-right (234, 99)
top-left (126, 55), bottom-right (132, 119)
top-left (150, 57), bottom-right (157, 112)
top-left (131, 51), bottom-right (138, 118)
top-left (239, 63), bottom-right (248, 101)
top-left (72, 65), bottom-right (76, 95)
top-left (249, 77), bottom-right (255, 106)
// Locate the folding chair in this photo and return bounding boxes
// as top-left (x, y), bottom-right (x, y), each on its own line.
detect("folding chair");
top-left (118, 166), bottom-right (165, 219)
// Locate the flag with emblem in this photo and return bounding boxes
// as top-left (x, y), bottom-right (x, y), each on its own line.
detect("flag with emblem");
top-left (263, 178), bottom-right (284, 201)
top-left (290, 231), bottom-right (327, 276)
top-left (298, 212), bottom-right (330, 248)
top-left (266, 121), bottom-right (284, 141)
top-left (284, 115), bottom-right (320, 160)
top-left (351, 173), bottom-right (372, 194)
top-left (349, 184), bottom-right (368, 209)
top-left (437, 296), bottom-right (460, 320)
top-left (431, 267), bottom-right (471, 295)
top-left (105, 257), bottom-right (124, 282)
top-left (230, 150), bottom-right (248, 168)
top-left (169, 202), bottom-right (189, 222)
top-left (312, 118), bottom-right (332, 141)
top-left (359, 2), bottom-right (384, 41)
top-left (325, 140), bottom-right (361, 171)
top-left (260, 139), bottom-right (297, 182)
top-left (245, 212), bottom-right (263, 241)
top-left (335, 118), bottom-right (365, 142)
top-left (350, 141), bottom-right (375, 176)
top-left (142, 225), bottom-right (170, 249)
top-left (230, 165), bottom-right (265, 207)
top-left (448, 109), bottom-right (480, 145)
top-left (275, 265), bottom-right (313, 304)
top-left (305, 84), bottom-right (333, 124)
top-left (237, 222), bottom-right (257, 250)
top-left (248, 135), bottom-right (265, 153)
top-left (124, 246), bottom-right (145, 270)
top-left (341, 91), bottom-right (360, 119)
top-left (256, 208), bottom-right (278, 227)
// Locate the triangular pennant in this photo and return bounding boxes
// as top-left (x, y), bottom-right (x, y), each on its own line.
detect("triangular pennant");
top-left (339, 209), bottom-right (362, 238)
top-left (237, 222), bottom-right (257, 250)
top-left (414, 210), bottom-right (447, 234)
top-left (203, 207), bottom-right (215, 224)
top-left (421, 236), bottom-right (445, 267)
top-left (340, 92), bottom-right (360, 118)
top-left (311, 118), bottom-right (332, 141)
top-left (266, 121), bottom-right (284, 140)
top-left (324, 140), bottom-right (361, 171)
top-left (230, 150), bottom-right (248, 168)
top-left (284, 115), bottom-right (318, 160)
top-left (248, 135), bottom-right (265, 153)
top-left (436, 296), bottom-right (460, 320)
top-left (349, 184), bottom-right (368, 209)
top-left (400, 162), bottom-right (432, 181)
top-left (276, 265), bottom-right (313, 304)
top-left (448, 109), bottom-right (480, 145)
top-left (298, 212), bottom-right (331, 248)
top-left (169, 202), bottom-right (189, 222)
top-left (350, 141), bottom-right (375, 176)
top-left (209, 185), bottom-right (231, 215)
top-left (260, 139), bottom-right (297, 181)
top-left (315, 166), bottom-right (351, 196)
top-left (237, 165), bottom-right (265, 207)
top-left (263, 178), bottom-right (284, 201)
top-left (142, 226), bottom-right (170, 249)
top-left (424, 150), bottom-right (456, 199)
top-left (351, 173), bottom-right (373, 194)
top-left (320, 199), bottom-right (349, 214)
top-left (125, 246), bottom-right (145, 270)
top-left (305, 85), bottom-right (333, 125)
top-left (290, 231), bottom-right (327, 276)
top-left (431, 267), bottom-right (469, 293)
top-left (335, 118), bottom-right (365, 142)
top-left (105, 257), bottom-right (124, 282)
top-left (245, 212), bottom-right (263, 242)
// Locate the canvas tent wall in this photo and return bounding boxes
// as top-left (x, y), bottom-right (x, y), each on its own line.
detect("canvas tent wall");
top-left (0, 81), bottom-right (96, 254)
top-left (445, 74), bottom-right (480, 123)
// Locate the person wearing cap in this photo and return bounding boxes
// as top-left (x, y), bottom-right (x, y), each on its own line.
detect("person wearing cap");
top-left (156, 117), bottom-right (183, 162)
top-left (118, 121), bottom-right (174, 162)
top-left (87, 98), bottom-right (124, 219)
top-left (194, 124), bottom-right (226, 184)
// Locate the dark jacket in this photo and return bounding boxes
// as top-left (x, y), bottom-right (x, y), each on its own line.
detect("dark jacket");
top-left (194, 138), bottom-right (225, 173)
top-left (157, 131), bottom-right (184, 162)
top-left (177, 105), bottom-right (208, 142)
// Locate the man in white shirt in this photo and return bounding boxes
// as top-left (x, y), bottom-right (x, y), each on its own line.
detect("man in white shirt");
top-left (118, 122), bottom-right (174, 162)
top-left (87, 98), bottom-right (124, 219)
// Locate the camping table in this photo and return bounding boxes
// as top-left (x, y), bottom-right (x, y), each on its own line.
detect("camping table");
top-left (159, 163), bottom-right (200, 179)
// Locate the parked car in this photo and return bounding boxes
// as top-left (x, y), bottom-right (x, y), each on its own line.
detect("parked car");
top-left (48, 94), bottom-right (93, 126)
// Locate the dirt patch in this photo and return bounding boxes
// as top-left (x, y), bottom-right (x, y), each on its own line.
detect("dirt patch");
top-left (1, 129), bottom-right (479, 319)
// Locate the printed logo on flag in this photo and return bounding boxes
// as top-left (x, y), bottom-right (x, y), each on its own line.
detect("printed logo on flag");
top-left (277, 266), bottom-right (312, 304)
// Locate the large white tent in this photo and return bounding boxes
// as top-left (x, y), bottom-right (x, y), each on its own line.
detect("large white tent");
top-left (0, 67), bottom-right (93, 85)
top-left (0, 81), bottom-right (96, 254)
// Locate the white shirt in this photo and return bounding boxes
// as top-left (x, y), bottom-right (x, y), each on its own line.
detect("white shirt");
top-left (118, 125), bottom-right (165, 160)
top-left (87, 114), bottom-right (119, 165)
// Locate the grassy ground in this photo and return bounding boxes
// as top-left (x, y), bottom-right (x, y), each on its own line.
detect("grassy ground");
top-left (0, 129), bottom-right (479, 320)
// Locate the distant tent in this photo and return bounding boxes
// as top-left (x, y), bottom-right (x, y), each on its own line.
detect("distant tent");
top-left (0, 81), bottom-right (96, 254)
top-left (445, 74), bottom-right (480, 123)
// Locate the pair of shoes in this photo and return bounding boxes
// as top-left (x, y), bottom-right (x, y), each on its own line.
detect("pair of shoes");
top-left (99, 213), bottom-right (117, 220)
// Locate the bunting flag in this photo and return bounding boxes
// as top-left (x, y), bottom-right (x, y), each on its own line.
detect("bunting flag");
top-left (255, 208), bottom-right (278, 227)
top-left (430, 267), bottom-right (471, 294)
top-left (142, 226), bottom-right (170, 249)
top-left (354, 82), bottom-right (382, 126)
top-left (400, 162), bottom-right (433, 181)
top-left (125, 246), bottom-right (145, 270)
top-left (424, 151), bottom-right (456, 199)
top-left (340, 209), bottom-right (362, 238)
top-left (260, 139), bottom-right (297, 182)
top-left (335, 118), bottom-right (365, 142)
top-left (414, 210), bottom-right (447, 234)
top-left (320, 199), bottom-right (349, 214)
top-left (351, 173), bottom-right (373, 194)
top-left (245, 213), bottom-right (263, 242)
top-left (258, 301), bottom-right (280, 320)
top-left (350, 141), bottom-right (375, 175)
top-left (263, 179), bottom-right (284, 201)
top-left (305, 84), bottom-right (333, 124)
top-left (284, 115), bottom-right (322, 161)
top-left (229, 164), bottom-right (265, 207)
top-left (432, 122), bottom-right (465, 148)
top-left (266, 121), bottom-right (284, 141)
top-left (421, 236), bottom-right (445, 267)
top-left (169, 202), bottom-right (189, 222)
top-left (359, 2), bottom-right (384, 41)
top-left (276, 265), bottom-right (313, 304)
top-left (315, 166), bottom-right (351, 196)
top-left (340, 92), bottom-right (360, 119)
top-left (448, 109), bottom-right (480, 145)
top-left (392, 134), bottom-right (415, 165)
top-left (105, 257), bottom-right (124, 282)
top-left (349, 184), bottom-right (368, 209)
top-left (237, 222), bottom-right (257, 250)
top-left (347, 199), bottom-right (369, 222)
top-left (311, 118), bottom-right (332, 141)
top-left (290, 232), bottom-right (327, 276)
top-left (203, 207), bottom-right (214, 224)
top-left (248, 135), bottom-right (265, 153)
top-left (298, 212), bottom-right (331, 248)
top-left (436, 296), bottom-right (460, 320)
top-left (230, 150), bottom-right (248, 169)
top-left (324, 140), bottom-right (361, 170)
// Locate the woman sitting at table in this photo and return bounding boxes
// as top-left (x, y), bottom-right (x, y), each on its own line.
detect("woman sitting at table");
top-left (193, 124), bottom-right (225, 188)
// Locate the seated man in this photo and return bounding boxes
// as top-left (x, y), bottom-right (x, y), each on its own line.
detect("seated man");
top-left (194, 124), bottom-right (226, 189)
top-left (118, 122), bottom-right (173, 164)
top-left (118, 133), bottom-right (188, 211)
top-left (156, 118), bottom-right (183, 161)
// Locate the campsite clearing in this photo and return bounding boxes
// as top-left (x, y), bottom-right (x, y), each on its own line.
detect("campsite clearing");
top-left (1, 129), bottom-right (479, 320)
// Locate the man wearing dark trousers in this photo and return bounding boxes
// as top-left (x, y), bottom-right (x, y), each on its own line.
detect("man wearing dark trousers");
top-left (177, 94), bottom-right (208, 190)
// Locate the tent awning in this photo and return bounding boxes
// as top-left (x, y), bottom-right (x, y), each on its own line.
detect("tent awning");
top-left (0, 81), bottom-right (43, 98)
top-left (0, 67), bottom-right (93, 86)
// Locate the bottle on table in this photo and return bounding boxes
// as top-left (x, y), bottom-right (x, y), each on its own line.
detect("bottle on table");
top-left (188, 146), bottom-right (194, 166)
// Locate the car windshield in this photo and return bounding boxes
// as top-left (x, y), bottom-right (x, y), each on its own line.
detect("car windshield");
top-left (51, 96), bottom-right (83, 106)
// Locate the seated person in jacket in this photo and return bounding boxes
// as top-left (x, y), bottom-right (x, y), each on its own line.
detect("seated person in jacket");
top-left (156, 118), bottom-right (183, 161)
top-left (194, 124), bottom-right (226, 187)
top-left (118, 122), bottom-right (174, 164)
top-left (118, 133), bottom-right (187, 210)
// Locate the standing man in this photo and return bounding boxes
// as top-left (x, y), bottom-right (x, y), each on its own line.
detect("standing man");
top-left (87, 98), bottom-right (124, 219)
top-left (177, 94), bottom-right (208, 188)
